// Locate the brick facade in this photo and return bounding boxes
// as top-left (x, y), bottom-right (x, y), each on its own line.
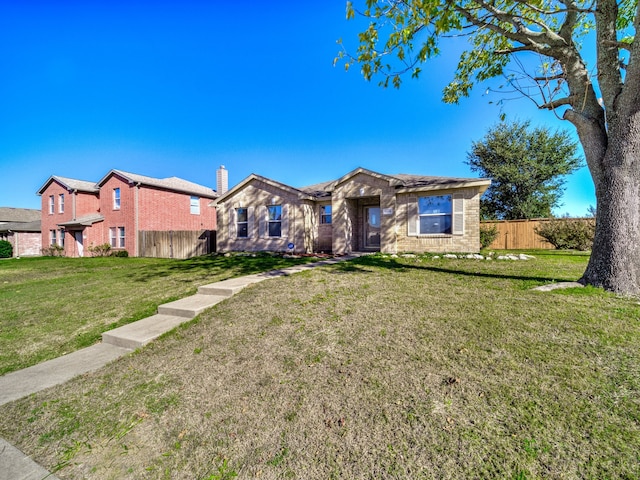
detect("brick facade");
top-left (38, 171), bottom-right (217, 257)
top-left (215, 168), bottom-right (490, 255)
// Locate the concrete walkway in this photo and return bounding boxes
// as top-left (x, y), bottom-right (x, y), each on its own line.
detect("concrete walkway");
top-left (0, 255), bottom-right (355, 480)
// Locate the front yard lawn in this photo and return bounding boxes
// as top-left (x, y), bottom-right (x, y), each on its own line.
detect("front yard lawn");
top-left (0, 251), bottom-right (639, 478)
top-left (0, 253), bottom-right (314, 375)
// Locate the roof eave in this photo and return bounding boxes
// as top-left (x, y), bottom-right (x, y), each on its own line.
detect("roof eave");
top-left (395, 179), bottom-right (491, 194)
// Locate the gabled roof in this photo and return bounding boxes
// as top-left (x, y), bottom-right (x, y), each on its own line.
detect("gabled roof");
top-left (0, 207), bottom-right (41, 223)
top-left (97, 169), bottom-right (218, 199)
top-left (211, 173), bottom-right (315, 205)
top-left (0, 220), bottom-right (41, 232)
top-left (298, 167), bottom-right (491, 196)
top-left (37, 176), bottom-right (99, 195)
top-left (57, 214), bottom-right (104, 228)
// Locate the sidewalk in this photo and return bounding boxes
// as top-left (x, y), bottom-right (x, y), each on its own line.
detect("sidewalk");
top-left (0, 254), bottom-right (356, 480)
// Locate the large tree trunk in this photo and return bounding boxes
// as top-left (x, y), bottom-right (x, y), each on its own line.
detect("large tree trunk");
top-left (580, 116), bottom-right (640, 295)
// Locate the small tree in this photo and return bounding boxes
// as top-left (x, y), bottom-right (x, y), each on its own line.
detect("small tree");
top-left (467, 120), bottom-right (582, 220)
top-left (0, 240), bottom-right (12, 258)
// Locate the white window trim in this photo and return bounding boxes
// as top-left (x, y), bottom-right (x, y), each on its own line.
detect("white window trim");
top-left (59, 194), bottom-right (64, 213)
top-left (109, 227), bottom-right (117, 247)
top-left (49, 195), bottom-right (54, 214)
top-left (407, 194), bottom-right (464, 236)
top-left (118, 227), bottom-right (125, 248)
top-left (190, 196), bottom-right (200, 215)
top-left (113, 188), bottom-right (121, 210)
top-left (267, 205), bottom-right (282, 238)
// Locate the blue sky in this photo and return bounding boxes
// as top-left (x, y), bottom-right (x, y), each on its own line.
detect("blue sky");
top-left (0, 1), bottom-right (595, 215)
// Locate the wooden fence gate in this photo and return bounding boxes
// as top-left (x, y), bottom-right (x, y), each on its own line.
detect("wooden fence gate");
top-left (138, 230), bottom-right (216, 259)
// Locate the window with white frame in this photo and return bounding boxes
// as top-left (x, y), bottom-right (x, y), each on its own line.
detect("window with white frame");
top-left (236, 208), bottom-right (248, 238)
top-left (59, 194), bottom-right (64, 213)
top-left (113, 188), bottom-right (121, 210)
top-left (109, 227), bottom-right (117, 247)
top-left (418, 195), bottom-right (452, 234)
top-left (59, 229), bottom-right (65, 247)
top-left (49, 195), bottom-right (54, 214)
top-left (190, 196), bottom-right (200, 215)
top-left (118, 227), bottom-right (125, 248)
top-left (268, 205), bottom-right (282, 237)
top-left (50, 229), bottom-right (57, 245)
top-left (320, 204), bottom-right (332, 224)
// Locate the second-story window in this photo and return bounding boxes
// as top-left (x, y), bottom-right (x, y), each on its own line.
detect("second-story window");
top-left (49, 195), bottom-right (54, 214)
top-left (59, 194), bottom-right (64, 213)
top-left (113, 188), bottom-right (121, 210)
top-left (190, 196), bottom-right (200, 215)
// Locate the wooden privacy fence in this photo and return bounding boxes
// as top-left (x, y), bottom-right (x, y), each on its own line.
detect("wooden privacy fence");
top-left (138, 230), bottom-right (216, 259)
top-left (481, 218), bottom-right (592, 250)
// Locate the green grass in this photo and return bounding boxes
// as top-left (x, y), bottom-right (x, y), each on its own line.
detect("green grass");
top-left (1, 251), bottom-right (639, 479)
top-left (0, 253), bottom-right (316, 375)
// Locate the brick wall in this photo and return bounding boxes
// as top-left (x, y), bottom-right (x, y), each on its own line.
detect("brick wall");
top-left (396, 188), bottom-right (481, 253)
top-left (217, 180), bottom-right (311, 253)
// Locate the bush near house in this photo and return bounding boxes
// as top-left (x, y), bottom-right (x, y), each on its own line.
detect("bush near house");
top-left (0, 240), bottom-right (12, 258)
top-left (479, 224), bottom-right (499, 249)
top-left (41, 244), bottom-right (65, 257)
top-left (535, 217), bottom-right (595, 250)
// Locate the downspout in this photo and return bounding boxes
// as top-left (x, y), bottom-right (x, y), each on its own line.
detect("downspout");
top-left (72, 189), bottom-right (77, 220)
top-left (134, 182), bottom-right (140, 257)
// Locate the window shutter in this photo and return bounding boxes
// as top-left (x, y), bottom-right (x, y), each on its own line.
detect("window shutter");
top-left (281, 204), bottom-right (289, 238)
top-left (247, 207), bottom-right (254, 238)
top-left (229, 207), bottom-right (237, 238)
top-left (452, 193), bottom-right (464, 235)
top-left (259, 206), bottom-right (267, 238)
top-left (407, 196), bottom-right (417, 236)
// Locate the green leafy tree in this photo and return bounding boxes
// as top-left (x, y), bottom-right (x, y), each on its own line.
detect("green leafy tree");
top-left (468, 120), bottom-right (582, 220)
top-left (339, 0), bottom-right (640, 295)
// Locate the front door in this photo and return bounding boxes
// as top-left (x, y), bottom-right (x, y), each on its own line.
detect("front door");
top-left (74, 231), bottom-right (84, 257)
top-left (364, 206), bottom-right (381, 249)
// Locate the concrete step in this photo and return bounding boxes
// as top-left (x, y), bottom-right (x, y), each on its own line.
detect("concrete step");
top-left (198, 276), bottom-right (264, 296)
top-left (157, 293), bottom-right (229, 318)
top-left (102, 314), bottom-right (190, 349)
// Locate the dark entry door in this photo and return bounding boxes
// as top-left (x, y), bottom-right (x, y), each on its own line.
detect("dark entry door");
top-left (364, 206), bottom-right (381, 249)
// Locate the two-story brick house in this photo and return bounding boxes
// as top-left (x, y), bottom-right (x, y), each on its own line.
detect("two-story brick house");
top-left (37, 170), bottom-right (218, 257)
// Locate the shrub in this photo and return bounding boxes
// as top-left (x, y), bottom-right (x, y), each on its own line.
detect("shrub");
top-left (479, 224), bottom-right (500, 249)
top-left (41, 244), bottom-right (65, 257)
top-left (111, 250), bottom-right (129, 257)
top-left (535, 217), bottom-right (595, 250)
top-left (87, 243), bottom-right (112, 257)
top-left (0, 240), bottom-right (13, 258)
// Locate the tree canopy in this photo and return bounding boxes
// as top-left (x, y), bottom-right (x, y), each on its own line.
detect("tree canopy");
top-left (340, 1), bottom-right (640, 295)
top-left (467, 120), bottom-right (582, 220)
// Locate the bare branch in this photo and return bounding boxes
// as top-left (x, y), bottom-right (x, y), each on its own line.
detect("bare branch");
top-left (540, 96), bottom-right (577, 109)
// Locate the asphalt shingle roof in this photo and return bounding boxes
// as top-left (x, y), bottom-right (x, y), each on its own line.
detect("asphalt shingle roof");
top-left (0, 207), bottom-right (41, 223)
top-left (111, 170), bottom-right (218, 198)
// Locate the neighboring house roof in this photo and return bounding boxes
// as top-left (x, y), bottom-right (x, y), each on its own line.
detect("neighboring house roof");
top-left (0, 207), bottom-right (41, 223)
top-left (97, 169), bottom-right (218, 199)
top-left (57, 214), bottom-right (105, 228)
top-left (0, 220), bottom-right (41, 233)
top-left (37, 176), bottom-right (100, 195)
top-left (212, 173), bottom-right (316, 205)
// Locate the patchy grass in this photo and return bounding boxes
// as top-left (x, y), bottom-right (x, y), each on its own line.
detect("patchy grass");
top-left (0, 253), bottom-right (316, 375)
top-left (1, 252), bottom-right (639, 479)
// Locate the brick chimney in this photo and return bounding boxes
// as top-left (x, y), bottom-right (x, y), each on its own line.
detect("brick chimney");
top-left (216, 165), bottom-right (228, 195)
